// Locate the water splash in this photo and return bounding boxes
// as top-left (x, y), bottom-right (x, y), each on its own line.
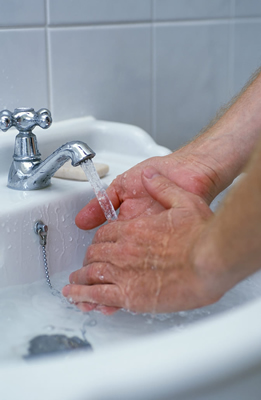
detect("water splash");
top-left (81, 159), bottom-right (117, 222)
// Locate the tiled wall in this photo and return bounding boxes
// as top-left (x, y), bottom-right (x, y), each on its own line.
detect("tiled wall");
top-left (0, 0), bottom-right (261, 150)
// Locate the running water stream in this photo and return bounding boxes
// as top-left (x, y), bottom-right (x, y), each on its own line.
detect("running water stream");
top-left (81, 159), bottom-right (117, 221)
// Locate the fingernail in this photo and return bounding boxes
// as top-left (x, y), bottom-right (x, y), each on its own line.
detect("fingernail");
top-left (62, 284), bottom-right (71, 297)
top-left (69, 273), bottom-right (75, 284)
top-left (143, 167), bottom-right (160, 180)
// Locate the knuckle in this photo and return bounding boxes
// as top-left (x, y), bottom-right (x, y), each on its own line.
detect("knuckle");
top-left (84, 264), bottom-right (95, 281)
top-left (86, 244), bottom-right (95, 260)
top-left (94, 223), bottom-right (117, 244)
top-left (91, 285), bottom-right (103, 302)
top-left (155, 178), bottom-right (172, 193)
top-left (93, 229), bottom-right (103, 243)
top-left (102, 263), bottom-right (112, 279)
top-left (71, 284), bottom-right (82, 297)
top-left (95, 225), bottom-right (107, 240)
top-left (127, 218), bottom-right (145, 233)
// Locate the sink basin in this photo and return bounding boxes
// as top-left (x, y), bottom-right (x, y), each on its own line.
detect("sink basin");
top-left (1, 117), bottom-right (261, 400)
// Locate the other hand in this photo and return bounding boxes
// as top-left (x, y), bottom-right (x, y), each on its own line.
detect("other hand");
top-left (63, 167), bottom-right (224, 314)
top-left (75, 151), bottom-right (222, 230)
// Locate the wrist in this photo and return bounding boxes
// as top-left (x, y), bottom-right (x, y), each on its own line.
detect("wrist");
top-left (192, 222), bottom-right (231, 302)
top-left (168, 144), bottom-right (227, 204)
top-left (172, 122), bottom-right (248, 202)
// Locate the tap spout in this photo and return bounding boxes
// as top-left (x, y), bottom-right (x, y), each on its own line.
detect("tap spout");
top-left (8, 141), bottom-right (95, 190)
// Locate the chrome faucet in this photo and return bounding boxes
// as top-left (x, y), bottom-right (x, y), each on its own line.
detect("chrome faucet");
top-left (0, 108), bottom-right (95, 190)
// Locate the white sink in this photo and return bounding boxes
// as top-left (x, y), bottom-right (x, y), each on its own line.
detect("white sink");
top-left (1, 117), bottom-right (261, 400)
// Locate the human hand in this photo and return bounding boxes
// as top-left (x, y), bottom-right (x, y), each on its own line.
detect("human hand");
top-left (75, 151), bottom-right (222, 230)
top-left (63, 167), bottom-right (224, 314)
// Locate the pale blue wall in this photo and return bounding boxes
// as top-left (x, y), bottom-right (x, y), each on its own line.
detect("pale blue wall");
top-left (0, 0), bottom-right (260, 150)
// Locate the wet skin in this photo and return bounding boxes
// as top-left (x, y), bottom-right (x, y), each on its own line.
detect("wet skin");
top-left (62, 68), bottom-right (261, 314)
top-left (63, 163), bottom-right (224, 314)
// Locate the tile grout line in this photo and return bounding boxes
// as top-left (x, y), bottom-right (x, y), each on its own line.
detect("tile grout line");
top-left (45, 0), bottom-right (53, 113)
top-left (0, 16), bottom-right (260, 32)
top-left (45, 18), bottom-right (242, 30)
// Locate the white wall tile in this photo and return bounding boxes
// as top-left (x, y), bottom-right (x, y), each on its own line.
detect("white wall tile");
top-left (153, 22), bottom-right (230, 150)
top-left (0, 0), bottom-right (45, 26)
top-left (0, 29), bottom-right (49, 111)
top-left (153, 0), bottom-right (232, 21)
top-left (235, 0), bottom-right (261, 17)
top-left (49, 26), bottom-right (151, 132)
top-left (48, 0), bottom-right (152, 25)
top-left (234, 22), bottom-right (261, 94)
top-left (0, 0), bottom-right (259, 152)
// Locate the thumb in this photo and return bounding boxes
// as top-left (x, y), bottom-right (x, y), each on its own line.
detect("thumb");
top-left (141, 166), bottom-right (188, 209)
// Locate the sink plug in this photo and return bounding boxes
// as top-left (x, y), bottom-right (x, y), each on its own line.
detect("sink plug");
top-left (34, 221), bottom-right (52, 288)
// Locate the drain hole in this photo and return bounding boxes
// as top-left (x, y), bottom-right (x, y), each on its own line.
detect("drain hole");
top-left (24, 334), bottom-right (92, 359)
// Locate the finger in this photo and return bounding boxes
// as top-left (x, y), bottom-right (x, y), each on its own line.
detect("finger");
top-left (95, 305), bottom-right (120, 315)
top-left (84, 241), bottom-right (139, 267)
top-left (92, 221), bottom-right (121, 244)
top-left (75, 185), bottom-right (120, 230)
top-left (69, 263), bottom-right (115, 285)
top-left (77, 303), bottom-right (120, 315)
top-left (142, 166), bottom-right (193, 209)
top-left (83, 242), bottom-right (115, 265)
top-left (62, 283), bottom-right (124, 308)
top-left (75, 302), bottom-right (97, 312)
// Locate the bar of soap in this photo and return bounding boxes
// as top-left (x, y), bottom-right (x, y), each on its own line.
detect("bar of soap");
top-left (53, 161), bottom-right (109, 181)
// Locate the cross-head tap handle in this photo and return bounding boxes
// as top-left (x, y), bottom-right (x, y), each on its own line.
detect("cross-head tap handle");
top-left (0, 108), bottom-right (52, 134)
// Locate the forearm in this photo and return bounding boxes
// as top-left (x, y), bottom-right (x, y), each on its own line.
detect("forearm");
top-left (195, 135), bottom-right (261, 294)
top-left (76, 69), bottom-right (261, 230)
top-left (174, 67), bottom-right (261, 195)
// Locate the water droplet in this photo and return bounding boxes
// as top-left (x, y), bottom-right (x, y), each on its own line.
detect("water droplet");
top-left (44, 325), bottom-right (55, 332)
top-left (179, 311), bottom-right (187, 317)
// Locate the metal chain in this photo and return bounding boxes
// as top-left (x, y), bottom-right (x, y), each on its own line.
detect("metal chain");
top-left (34, 221), bottom-right (52, 289)
top-left (41, 243), bottom-right (52, 289)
